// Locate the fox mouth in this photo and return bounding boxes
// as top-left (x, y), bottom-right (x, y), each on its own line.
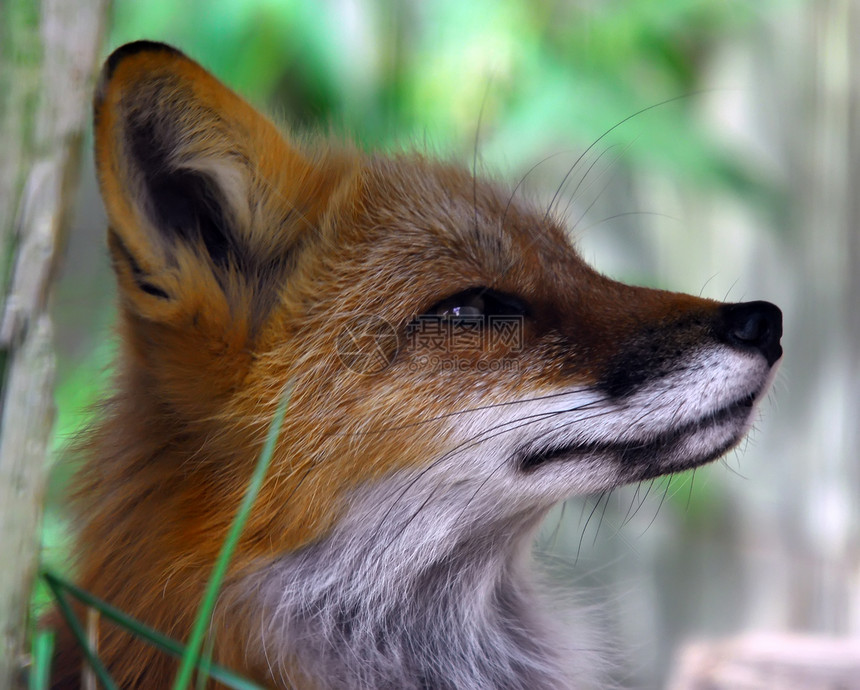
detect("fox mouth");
top-left (517, 392), bottom-right (758, 478)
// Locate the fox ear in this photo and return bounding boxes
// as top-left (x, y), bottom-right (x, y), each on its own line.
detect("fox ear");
top-left (94, 41), bottom-right (350, 327)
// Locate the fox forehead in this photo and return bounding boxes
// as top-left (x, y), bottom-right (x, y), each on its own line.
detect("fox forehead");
top-left (306, 154), bottom-right (594, 317)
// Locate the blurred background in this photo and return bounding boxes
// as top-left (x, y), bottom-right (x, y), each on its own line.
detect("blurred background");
top-left (37, 0), bottom-right (859, 687)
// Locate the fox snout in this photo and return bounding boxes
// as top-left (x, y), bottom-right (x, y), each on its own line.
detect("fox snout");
top-left (595, 297), bottom-right (782, 399)
top-left (506, 293), bottom-right (782, 486)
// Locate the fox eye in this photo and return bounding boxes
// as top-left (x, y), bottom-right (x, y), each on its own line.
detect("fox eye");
top-left (427, 288), bottom-right (528, 321)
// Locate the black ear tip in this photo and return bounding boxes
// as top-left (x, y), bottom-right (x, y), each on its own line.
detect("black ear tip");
top-left (104, 41), bottom-right (184, 81)
top-left (95, 41), bottom-right (185, 121)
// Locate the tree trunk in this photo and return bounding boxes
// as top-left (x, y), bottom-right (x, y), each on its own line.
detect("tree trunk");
top-left (0, 1), bottom-right (109, 686)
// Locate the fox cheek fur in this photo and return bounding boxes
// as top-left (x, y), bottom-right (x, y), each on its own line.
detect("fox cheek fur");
top-left (50, 41), bottom-right (782, 689)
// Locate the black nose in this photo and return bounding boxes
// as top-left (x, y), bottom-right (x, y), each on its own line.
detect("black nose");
top-left (719, 300), bottom-right (783, 366)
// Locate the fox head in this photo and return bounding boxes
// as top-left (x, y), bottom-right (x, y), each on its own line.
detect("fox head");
top-left (63, 40), bottom-right (782, 689)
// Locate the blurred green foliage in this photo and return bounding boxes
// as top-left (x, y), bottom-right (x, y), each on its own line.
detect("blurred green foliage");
top-left (109, 0), bottom-right (765, 178)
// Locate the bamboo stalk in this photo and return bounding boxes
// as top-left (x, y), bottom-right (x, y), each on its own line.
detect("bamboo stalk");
top-left (0, 1), bottom-right (108, 687)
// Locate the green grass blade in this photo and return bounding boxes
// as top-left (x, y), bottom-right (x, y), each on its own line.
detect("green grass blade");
top-left (195, 631), bottom-right (215, 690)
top-left (43, 575), bottom-right (118, 690)
top-left (173, 382), bottom-right (294, 690)
top-left (29, 630), bottom-right (55, 690)
top-left (42, 570), bottom-right (265, 690)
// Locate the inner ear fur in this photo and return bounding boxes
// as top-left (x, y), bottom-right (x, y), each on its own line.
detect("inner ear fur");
top-left (94, 41), bottom-right (354, 327)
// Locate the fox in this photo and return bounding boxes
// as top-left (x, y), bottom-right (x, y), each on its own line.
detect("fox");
top-left (49, 40), bottom-right (783, 689)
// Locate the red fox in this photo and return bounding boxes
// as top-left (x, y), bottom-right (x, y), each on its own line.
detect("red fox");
top-left (51, 41), bottom-right (782, 689)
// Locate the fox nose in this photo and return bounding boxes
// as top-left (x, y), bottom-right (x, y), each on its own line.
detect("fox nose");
top-left (719, 300), bottom-right (783, 366)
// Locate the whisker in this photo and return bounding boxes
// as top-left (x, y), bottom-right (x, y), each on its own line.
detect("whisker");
top-left (546, 144), bottom-right (612, 223)
top-left (500, 151), bottom-right (571, 232)
top-left (489, 93), bottom-right (702, 290)
top-left (642, 476), bottom-right (673, 536)
top-left (549, 501), bottom-right (567, 550)
top-left (557, 143), bottom-right (625, 222)
top-left (622, 483), bottom-right (641, 528)
top-left (623, 478), bottom-right (655, 527)
top-left (574, 492), bottom-right (606, 567)
top-left (330, 387), bottom-right (608, 439)
top-left (473, 79), bottom-right (493, 237)
top-left (577, 210), bottom-right (675, 237)
top-left (542, 93), bottom-right (698, 224)
top-left (568, 140), bottom-right (636, 233)
top-left (698, 274), bottom-right (719, 298)
top-left (592, 489), bottom-right (613, 548)
top-left (686, 469), bottom-right (697, 512)
top-left (722, 278), bottom-right (740, 302)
